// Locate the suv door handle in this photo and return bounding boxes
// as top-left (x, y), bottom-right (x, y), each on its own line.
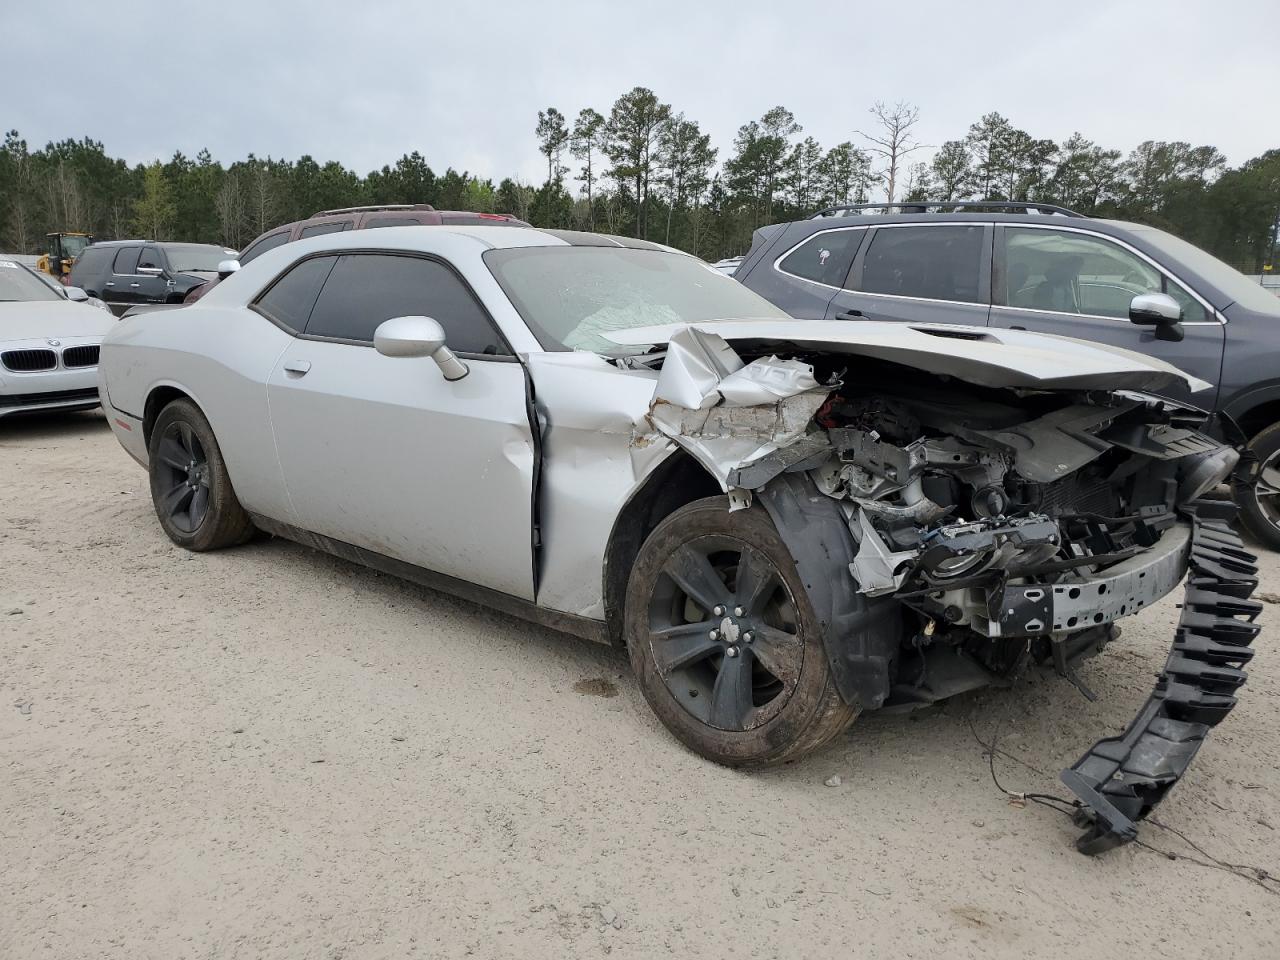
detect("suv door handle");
top-left (835, 309), bottom-right (864, 320)
top-left (283, 360), bottom-right (311, 375)
top-left (105, 281), bottom-right (115, 286)
top-left (129, 282), bottom-right (140, 288)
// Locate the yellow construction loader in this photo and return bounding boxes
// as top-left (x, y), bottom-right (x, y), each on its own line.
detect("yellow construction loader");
top-left (36, 232), bottom-right (94, 280)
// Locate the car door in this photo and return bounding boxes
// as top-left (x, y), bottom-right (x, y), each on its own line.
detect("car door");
top-left (823, 222), bottom-right (992, 327)
top-left (135, 245), bottom-right (172, 303)
top-left (104, 245), bottom-right (141, 312)
top-left (746, 226), bottom-right (867, 320)
top-left (263, 250), bottom-right (537, 600)
top-left (986, 225), bottom-right (1226, 406)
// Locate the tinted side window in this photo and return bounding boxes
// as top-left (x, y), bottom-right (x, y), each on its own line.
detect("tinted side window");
top-left (365, 216), bottom-right (423, 228)
top-left (138, 246), bottom-right (164, 271)
top-left (73, 247), bottom-right (110, 278)
top-left (112, 247), bottom-right (141, 274)
top-left (304, 254), bottom-right (507, 354)
top-left (255, 255), bottom-right (338, 332)
top-left (240, 231), bottom-right (290, 265)
top-left (1004, 227), bottom-right (1207, 322)
top-left (299, 221), bottom-right (351, 238)
top-left (860, 225), bottom-right (984, 303)
top-left (778, 229), bottom-right (863, 287)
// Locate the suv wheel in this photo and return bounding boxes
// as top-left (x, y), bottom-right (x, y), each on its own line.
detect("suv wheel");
top-left (1237, 421), bottom-right (1280, 551)
top-left (625, 497), bottom-right (858, 766)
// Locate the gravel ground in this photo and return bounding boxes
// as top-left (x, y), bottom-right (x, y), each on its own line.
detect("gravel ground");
top-left (3, 411), bottom-right (1279, 959)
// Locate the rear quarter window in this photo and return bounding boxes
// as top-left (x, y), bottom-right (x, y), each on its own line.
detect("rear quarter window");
top-left (72, 247), bottom-right (111, 277)
top-left (299, 221), bottom-right (352, 238)
top-left (777, 229), bottom-right (864, 287)
top-left (365, 216), bottom-right (426, 228)
top-left (239, 231), bottom-right (291, 265)
top-left (254, 255), bottom-right (339, 332)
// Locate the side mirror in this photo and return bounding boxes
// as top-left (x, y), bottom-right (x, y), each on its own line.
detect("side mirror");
top-left (1129, 292), bottom-right (1184, 342)
top-left (65, 286), bottom-right (90, 302)
top-left (217, 259), bottom-right (240, 279)
top-left (373, 315), bottom-right (470, 381)
top-left (137, 265), bottom-right (163, 275)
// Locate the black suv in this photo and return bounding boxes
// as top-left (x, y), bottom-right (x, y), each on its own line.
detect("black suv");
top-left (734, 202), bottom-right (1280, 548)
top-left (69, 240), bottom-right (238, 316)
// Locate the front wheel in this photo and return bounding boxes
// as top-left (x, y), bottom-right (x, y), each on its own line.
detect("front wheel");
top-left (148, 398), bottom-right (255, 551)
top-left (1237, 421), bottom-right (1280, 551)
top-left (625, 497), bottom-right (858, 767)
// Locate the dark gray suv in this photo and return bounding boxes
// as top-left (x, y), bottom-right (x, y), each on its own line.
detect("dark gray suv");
top-left (734, 202), bottom-right (1280, 548)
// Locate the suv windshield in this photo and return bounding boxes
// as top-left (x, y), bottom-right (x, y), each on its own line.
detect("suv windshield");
top-left (484, 246), bottom-right (789, 352)
top-left (164, 244), bottom-right (237, 274)
top-left (1134, 226), bottom-right (1280, 316)
top-left (0, 262), bottom-right (62, 302)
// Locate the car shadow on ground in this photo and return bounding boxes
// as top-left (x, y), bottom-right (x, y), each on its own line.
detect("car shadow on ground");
top-left (0, 409), bottom-right (108, 442)
top-left (250, 527), bottom-right (1104, 790)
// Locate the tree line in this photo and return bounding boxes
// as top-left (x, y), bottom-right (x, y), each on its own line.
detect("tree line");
top-left (2, 88), bottom-right (1277, 271)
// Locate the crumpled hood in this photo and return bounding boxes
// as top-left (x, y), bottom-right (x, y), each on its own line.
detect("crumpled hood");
top-left (603, 318), bottom-right (1211, 394)
top-left (0, 300), bottom-right (116, 341)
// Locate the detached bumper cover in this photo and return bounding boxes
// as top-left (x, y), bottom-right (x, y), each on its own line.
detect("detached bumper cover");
top-left (1060, 500), bottom-right (1262, 855)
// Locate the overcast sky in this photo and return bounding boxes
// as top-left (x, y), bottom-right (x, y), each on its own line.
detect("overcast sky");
top-left (8, 0), bottom-right (1277, 187)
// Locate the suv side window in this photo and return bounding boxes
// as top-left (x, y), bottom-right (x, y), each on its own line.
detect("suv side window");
top-left (73, 247), bottom-right (110, 279)
top-left (303, 253), bottom-right (508, 354)
top-left (365, 216), bottom-right (423, 228)
top-left (138, 246), bottom-right (164, 272)
top-left (255, 255), bottom-right (338, 333)
top-left (859, 225), bottom-right (985, 303)
top-left (240, 230), bottom-right (291, 265)
top-left (1004, 228), bottom-right (1207, 322)
top-left (299, 221), bottom-right (352, 238)
top-left (777, 229), bottom-right (863, 287)
top-left (112, 247), bottom-right (141, 274)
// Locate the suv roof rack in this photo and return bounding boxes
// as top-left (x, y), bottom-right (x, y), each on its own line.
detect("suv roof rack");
top-left (312, 203), bottom-right (436, 217)
top-left (810, 201), bottom-right (1086, 219)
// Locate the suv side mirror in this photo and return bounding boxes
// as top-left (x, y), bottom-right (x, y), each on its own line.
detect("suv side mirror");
top-left (1129, 292), bottom-right (1185, 343)
top-left (137, 265), bottom-right (163, 275)
top-left (65, 286), bottom-right (90, 302)
top-left (217, 259), bottom-right (240, 279)
top-left (373, 315), bottom-right (470, 381)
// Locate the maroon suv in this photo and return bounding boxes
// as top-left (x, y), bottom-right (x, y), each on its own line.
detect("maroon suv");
top-left (185, 204), bottom-right (528, 303)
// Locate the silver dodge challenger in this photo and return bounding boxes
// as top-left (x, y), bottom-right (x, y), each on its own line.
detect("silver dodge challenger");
top-left (98, 226), bottom-right (1262, 854)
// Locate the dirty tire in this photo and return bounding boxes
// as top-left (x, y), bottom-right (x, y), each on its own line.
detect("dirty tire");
top-left (626, 496), bottom-right (858, 767)
top-left (147, 398), bottom-right (255, 551)
top-left (1237, 421), bottom-right (1280, 551)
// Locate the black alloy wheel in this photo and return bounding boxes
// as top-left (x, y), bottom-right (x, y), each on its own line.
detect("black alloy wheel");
top-left (154, 420), bottom-right (212, 534)
top-left (626, 497), bottom-right (858, 767)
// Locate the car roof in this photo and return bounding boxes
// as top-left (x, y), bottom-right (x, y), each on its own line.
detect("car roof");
top-left (276, 224), bottom-right (684, 254)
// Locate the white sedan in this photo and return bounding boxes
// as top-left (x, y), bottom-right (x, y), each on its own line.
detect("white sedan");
top-left (97, 226), bottom-right (1259, 854)
top-left (0, 259), bottom-right (115, 418)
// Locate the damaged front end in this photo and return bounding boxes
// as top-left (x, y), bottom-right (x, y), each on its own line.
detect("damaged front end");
top-left (636, 325), bottom-right (1259, 854)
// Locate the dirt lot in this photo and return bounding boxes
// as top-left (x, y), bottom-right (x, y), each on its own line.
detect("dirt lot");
top-left (3, 411), bottom-right (1279, 959)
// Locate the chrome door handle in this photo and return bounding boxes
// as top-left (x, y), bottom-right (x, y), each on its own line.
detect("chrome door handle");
top-left (105, 281), bottom-right (115, 286)
top-left (129, 283), bottom-right (140, 288)
top-left (283, 360), bottom-right (311, 375)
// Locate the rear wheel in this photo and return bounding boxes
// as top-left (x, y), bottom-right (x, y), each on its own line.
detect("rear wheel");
top-left (625, 497), bottom-right (858, 767)
top-left (1237, 421), bottom-right (1280, 551)
top-left (148, 399), bottom-right (255, 551)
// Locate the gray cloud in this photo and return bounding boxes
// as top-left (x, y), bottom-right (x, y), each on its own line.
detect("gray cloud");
top-left (7, 0), bottom-right (1277, 186)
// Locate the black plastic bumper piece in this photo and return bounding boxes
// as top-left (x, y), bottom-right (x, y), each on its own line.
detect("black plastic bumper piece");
top-left (1060, 500), bottom-right (1262, 856)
